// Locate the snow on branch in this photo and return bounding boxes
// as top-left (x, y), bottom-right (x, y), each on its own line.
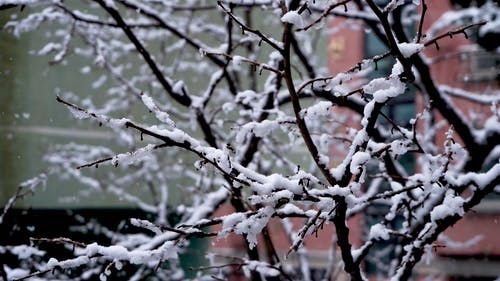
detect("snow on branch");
top-left (2, 1), bottom-right (499, 280)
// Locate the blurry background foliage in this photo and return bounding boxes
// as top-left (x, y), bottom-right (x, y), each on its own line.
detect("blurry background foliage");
top-left (0, 4), bottom-right (329, 208)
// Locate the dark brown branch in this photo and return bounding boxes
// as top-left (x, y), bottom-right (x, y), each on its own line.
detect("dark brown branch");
top-left (332, 200), bottom-right (362, 281)
top-left (416, 0), bottom-right (427, 43)
top-left (0, 4), bottom-right (17, 10)
top-left (397, 169), bottom-right (500, 280)
top-left (95, 0), bottom-right (191, 106)
top-left (282, 1), bottom-right (368, 279)
top-left (296, 50), bottom-right (391, 97)
top-left (12, 269), bottom-right (52, 281)
top-left (217, 1), bottom-right (284, 52)
top-left (290, 32), bottom-right (316, 78)
top-left (205, 52), bottom-right (282, 75)
top-left (297, 0), bottom-right (353, 32)
top-left (119, 0), bottom-right (226, 68)
top-left (365, 0), bottom-right (414, 82)
top-left (282, 17), bottom-right (338, 187)
top-left (56, 4), bottom-right (160, 28)
top-left (365, 184), bottom-right (422, 202)
top-left (411, 55), bottom-right (478, 170)
top-left (422, 22), bottom-right (487, 49)
top-left (55, 96), bottom-right (247, 186)
top-left (74, 143), bottom-right (168, 169)
top-left (30, 237), bottom-right (88, 248)
top-left (286, 210), bottom-right (322, 256)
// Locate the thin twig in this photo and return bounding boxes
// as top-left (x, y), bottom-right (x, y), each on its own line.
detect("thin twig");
top-left (30, 237), bottom-right (88, 248)
top-left (297, 0), bottom-right (353, 32)
top-left (423, 21), bottom-right (487, 49)
top-left (217, 1), bottom-right (284, 52)
top-left (204, 51), bottom-right (283, 75)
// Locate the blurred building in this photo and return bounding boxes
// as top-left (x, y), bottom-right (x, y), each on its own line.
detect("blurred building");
top-left (414, 1), bottom-right (500, 280)
top-left (327, 1), bottom-right (500, 280)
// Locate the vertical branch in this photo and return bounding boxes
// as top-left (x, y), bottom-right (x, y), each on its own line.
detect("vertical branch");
top-left (331, 201), bottom-right (363, 281)
top-left (244, 8), bottom-right (258, 91)
top-left (281, 1), bottom-right (363, 280)
top-left (281, 11), bottom-right (338, 187)
top-left (290, 33), bottom-right (316, 79)
top-left (365, 0), bottom-right (414, 81)
top-left (416, 0), bottom-right (428, 43)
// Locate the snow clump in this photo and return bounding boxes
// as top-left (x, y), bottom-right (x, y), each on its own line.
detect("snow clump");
top-left (281, 11), bottom-right (304, 28)
top-left (398, 43), bottom-right (424, 58)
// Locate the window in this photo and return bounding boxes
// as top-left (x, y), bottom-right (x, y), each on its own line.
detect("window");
top-left (461, 51), bottom-right (500, 84)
